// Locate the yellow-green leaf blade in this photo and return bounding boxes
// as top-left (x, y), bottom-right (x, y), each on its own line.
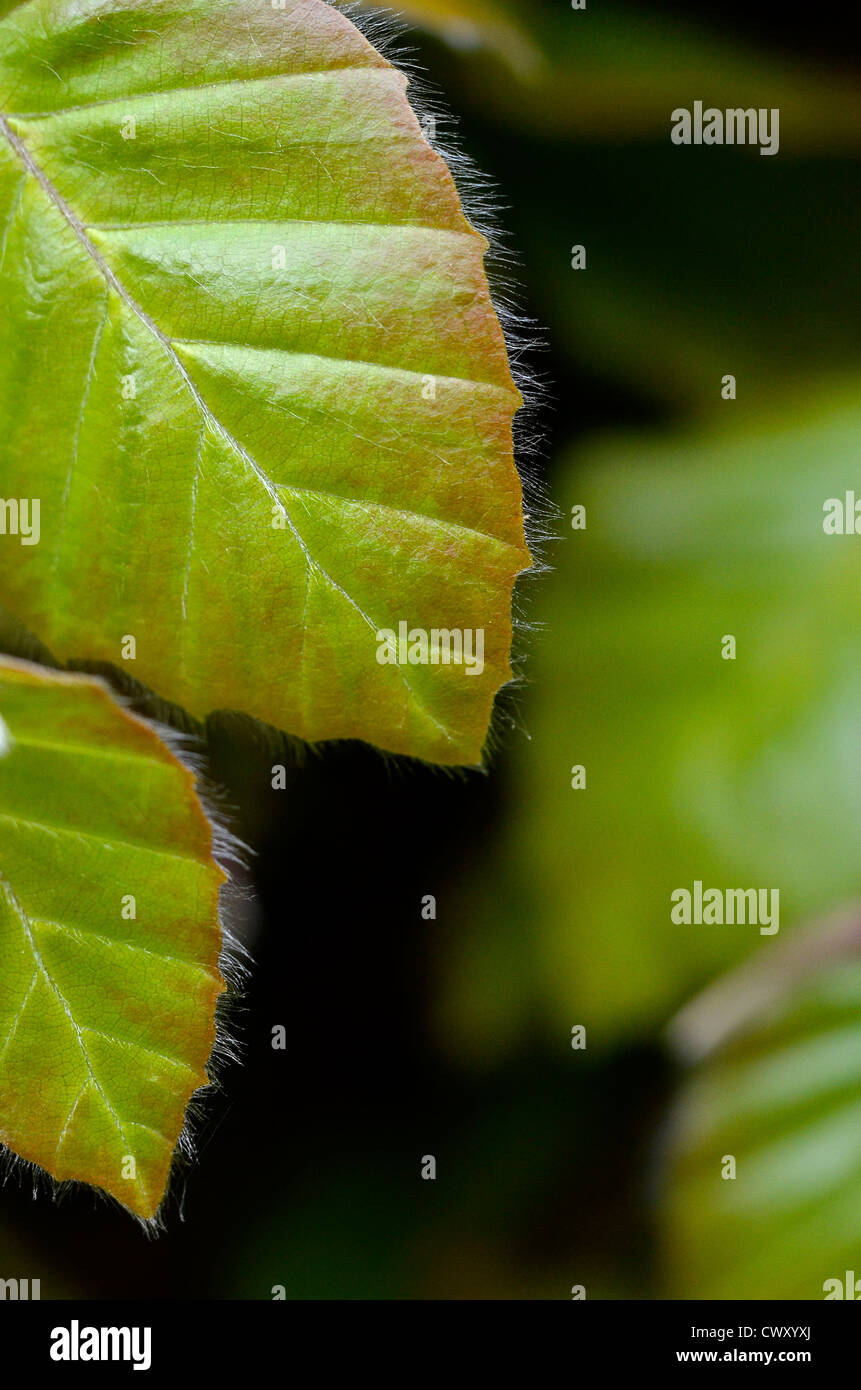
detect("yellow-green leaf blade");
top-left (0, 656), bottom-right (225, 1220)
top-left (0, 0), bottom-right (530, 765)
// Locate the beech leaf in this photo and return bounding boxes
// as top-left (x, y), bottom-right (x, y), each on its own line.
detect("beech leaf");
top-left (0, 656), bottom-right (225, 1220)
top-left (0, 0), bottom-right (530, 765)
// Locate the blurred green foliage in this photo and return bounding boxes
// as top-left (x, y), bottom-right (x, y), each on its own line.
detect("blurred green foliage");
top-left (664, 922), bottom-right (861, 1298)
top-left (440, 390), bottom-right (861, 1054)
top-left (356, 0), bottom-right (543, 77)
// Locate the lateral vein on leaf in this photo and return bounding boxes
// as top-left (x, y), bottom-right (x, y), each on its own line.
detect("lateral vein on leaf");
top-left (0, 966), bottom-right (37, 1065)
top-left (53, 289), bottom-right (108, 577)
top-left (0, 809), bottom-right (206, 865)
top-left (85, 218), bottom-right (474, 237)
top-left (1, 62), bottom-right (398, 123)
top-left (181, 421), bottom-right (205, 628)
top-left (0, 172), bottom-right (24, 272)
top-left (7, 730), bottom-right (171, 766)
top-left (54, 1078), bottom-right (89, 1160)
top-left (173, 337), bottom-right (516, 397)
top-left (34, 914), bottom-right (220, 977)
top-left (275, 482), bottom-right (526, 555)
top-left (0, 110), bottom-right (461, 746)
top-left (79, 1024), bottom-right (197, 1077)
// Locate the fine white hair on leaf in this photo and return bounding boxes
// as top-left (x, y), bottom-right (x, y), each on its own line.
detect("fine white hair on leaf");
top-left (119, 710), bottom-right (254, 1236)
top-left (333, 1), bottom-right (557, 768)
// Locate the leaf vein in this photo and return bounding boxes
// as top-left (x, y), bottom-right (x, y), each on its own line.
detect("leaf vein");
top-left (33, 914), bottom-right (218, 976)
top-left (0, 106), bottom-right (462, 746)
top-left (0, 968), bottom-right (37, 1066)
top-left (0, 872), bottom-right (147, 1204)
top-left (79, 1024), bottom-right (198, 1076)
top-left (52, 289), bottom-right (109, 577)
top-left (54, 1079), bottom-right (89, 1161)
top-left (0, 172), bottom-right (24, 273)
top-left (0, 809), bottom-right (206, 866)
top-left (2, 63), bottom-right (395, 122)
top-left (173, 336), bottom-right (516, 396)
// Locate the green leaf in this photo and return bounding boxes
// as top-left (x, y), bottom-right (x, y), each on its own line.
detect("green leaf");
top-left (0, 656), bottom-right (225, 1220)
top-left (663, 912), bottom-right (861, 1299)
top-left (0, 0), bottom-right (529, 766)
top-left (437, 388), bottom-right (861, 1055)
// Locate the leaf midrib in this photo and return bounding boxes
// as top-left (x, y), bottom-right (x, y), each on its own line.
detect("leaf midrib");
top-left (0, 109), bottom-right (463, 747)
top-left (0, 112), bottom-right (283, 510)
top-left (0, 871), bottom-right (149, 1202)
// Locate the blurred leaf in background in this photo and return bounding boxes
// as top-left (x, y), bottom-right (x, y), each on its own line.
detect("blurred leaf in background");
top-left (438, 388), bottom-right (861, 1057)
top-left (356, 0), bottom-right (542, 76)
top-left (662, 909), bottom-right (861, 1298)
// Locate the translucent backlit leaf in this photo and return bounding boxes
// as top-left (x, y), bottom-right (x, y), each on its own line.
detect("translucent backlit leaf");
top-left (0, 0), bottom-right (530, 766)
top-left (0, 657), bottom-right (225, 1220)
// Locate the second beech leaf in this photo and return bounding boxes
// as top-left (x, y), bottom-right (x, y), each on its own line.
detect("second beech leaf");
top-left (0, 657), bottom-right (225, 1221)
